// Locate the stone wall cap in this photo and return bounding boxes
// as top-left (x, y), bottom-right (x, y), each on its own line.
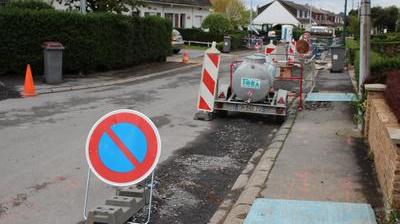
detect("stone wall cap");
top-left (387, 127), bottom-right (400, 145)
top-left (365, 84), bottom-right (386, 92)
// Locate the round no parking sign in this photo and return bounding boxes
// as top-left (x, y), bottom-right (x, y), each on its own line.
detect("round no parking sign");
top-left (85, 109), bottom-right (161, 187)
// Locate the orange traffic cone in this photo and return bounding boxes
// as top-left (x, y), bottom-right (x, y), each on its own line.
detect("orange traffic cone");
top-left (23, 64), bottom-right (36, 97)
top-left (182, 50), bottom-right (189, 64)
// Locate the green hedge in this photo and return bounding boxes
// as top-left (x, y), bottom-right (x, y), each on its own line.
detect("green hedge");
top-left (355, 50), bottom-right (400, 84)
top-left (6, 0), bottom-right (54, 10)
top-left (177, 28), bottom-right (223, 43)
top-left (0, 9), bottom-right (171, 76)
top-left (229, 31), bottom-right (246, 50)
top-left (346, 38), bottom-right (359, 66)
top-left (371, 41), bottom-right (400, 57)
top-left (371, 33), bottom-right (400, 42)
top-left (384, 70), bottom-right (400, 121)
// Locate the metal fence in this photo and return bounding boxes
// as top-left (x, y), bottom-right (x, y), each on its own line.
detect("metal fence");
top-left (184, 40), bottom-right (212, 47)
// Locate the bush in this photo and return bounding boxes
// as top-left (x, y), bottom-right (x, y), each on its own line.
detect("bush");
top-left (372, 33), bottom-right (400, 42)
top-left (177, 28), bottom-right (223, 43)
top-left (384, 70), bottom-right (400, 121)
top-left (371, 41), bottom-right (400, 57)
top-left (229, 31), bottom-right (246, 50)
top-left (5, 0), bottom-right (54, 10)
top-left (359, 51), bottom-right (400, 84)
top-left (0, 9), bottom-right (171, 76)
top-left (201, 13), bottom-right (232, 35)
top-left (293, 28), bottom-right (305, 40)
top-left (346, 38), bottom-right (359, 65)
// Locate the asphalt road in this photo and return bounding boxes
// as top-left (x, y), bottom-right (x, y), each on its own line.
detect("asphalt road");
top-left (0, 53), bottom-right (279, 224)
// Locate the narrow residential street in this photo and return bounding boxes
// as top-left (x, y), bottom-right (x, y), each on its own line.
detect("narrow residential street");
top-left (0, 55), bottom-right (280, 224)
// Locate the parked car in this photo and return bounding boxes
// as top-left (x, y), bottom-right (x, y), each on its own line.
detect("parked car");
top-left (172, 29), bottom-right (184, 54)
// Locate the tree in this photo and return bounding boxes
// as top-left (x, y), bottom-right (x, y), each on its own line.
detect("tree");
top-left (348, 15), bottom-right (360, 38)
top-left (202, 13), bottom-right (232, 34)
top-left (348, 9), bottom-right (358, 17)
top-left (397, 14), bottom-right (400, 32)
top-left (371, 6), bottom-right (399, 33)
top-left (211, 0), bottom-right (250, 28)
top-left (62, 0), bottom-right (144, 14)
top-left (211, 0), bottom-right (229, 13)
top-left (384, 6), bottom-right (399, 32)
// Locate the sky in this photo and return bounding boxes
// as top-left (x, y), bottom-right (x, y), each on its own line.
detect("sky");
top-left (245, 0), bottom-right (400, 13)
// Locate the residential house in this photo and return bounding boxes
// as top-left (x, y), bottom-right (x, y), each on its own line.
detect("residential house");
top-left (0, 0), bottom-right (8, 7)
top-left (138, 0), bottom-right (211, 28)
top-left (5, 0), bottom-right (211, 29)
top-left (254, 0), bottom-right (343, 28)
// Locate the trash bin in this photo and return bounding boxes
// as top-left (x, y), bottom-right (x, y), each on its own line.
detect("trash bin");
top-left (43, 42), bottom-right (64, 84)
top-left (223, 35), bottom-right (231, 53)
top-left (330, 45), bottom-right (345, 72)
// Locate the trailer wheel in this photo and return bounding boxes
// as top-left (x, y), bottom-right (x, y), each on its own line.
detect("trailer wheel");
top-left (276, 115), bottom-right (286, 124)
top-left (215, 110), bottom-right (228, 117)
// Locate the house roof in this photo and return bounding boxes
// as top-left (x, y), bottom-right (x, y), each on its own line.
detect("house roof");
top-left (253, 0), bottom-right (301, 26)
top-left (257, 2), bottom-right (273, 15)
top-left (145, 0), bottom-right (211, 7)
top-left (259, 0), bottom-right (340, 17)
top-left (257, 0), bottom-right (342, 26)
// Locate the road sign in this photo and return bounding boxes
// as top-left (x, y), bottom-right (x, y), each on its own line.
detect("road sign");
top-left (85, 109), bottom-right (161, 187)
top-left (296, 40), bottom-right (310, 54)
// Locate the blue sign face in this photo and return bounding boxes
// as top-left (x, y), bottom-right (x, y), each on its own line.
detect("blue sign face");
top-left (99, 123), bottom-right (147, 173)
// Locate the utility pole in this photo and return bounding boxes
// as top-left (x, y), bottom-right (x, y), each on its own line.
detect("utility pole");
top-left (309, 0), bottom-right (313, 28)
top-left (343, 0), bottom-right (348, 43)
top-left (359, 0), bottom-right (371, 95)
top-left (250, 0), bottom-right (253, 25)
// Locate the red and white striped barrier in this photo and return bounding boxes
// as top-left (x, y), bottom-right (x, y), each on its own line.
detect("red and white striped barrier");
top-left (265, 40), bottom-right (276, 61)
top-left (288, 40), bottom-right (296, 63)
top-left (255, 41), bottom-right (262, 53)
top-left (197, 42), bottom-right (221, 112)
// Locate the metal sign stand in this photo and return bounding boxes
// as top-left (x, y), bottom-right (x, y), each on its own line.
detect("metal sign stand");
top-left (82, 168), bottom-right (155, 224)
top-left (128, 172), bottom-right (155, 224)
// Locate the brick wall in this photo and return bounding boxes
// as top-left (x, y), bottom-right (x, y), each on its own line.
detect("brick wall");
top-left (365, 91), bottom-right (385, 137)
top-left (366, 89), bottom-right (400, 210)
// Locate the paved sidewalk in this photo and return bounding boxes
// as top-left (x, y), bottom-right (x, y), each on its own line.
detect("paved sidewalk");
top-left (260, 101), bottom-right (382, 207)
top-left (215, 67), bottom-right (385, 224)
top-left (259, 68), bottom-right (384, 220)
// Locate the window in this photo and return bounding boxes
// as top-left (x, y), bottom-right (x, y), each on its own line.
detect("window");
top-left (194, 15), bottom-right (203, 28)
top-left (157, 13), bottom-right (161, 17)
top-left (180, 14), bottom-right (186, 28)
top-left (144, 12), bottom-right (150, 17)
top-left (0, 0), bottom-right (9, 7)
top-left (165, 13), bottom-right (173, 25)
top-left (174, 14), bottom-right (179, 28)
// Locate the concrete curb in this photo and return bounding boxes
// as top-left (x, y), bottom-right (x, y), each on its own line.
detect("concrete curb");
top-left (208, 104), bottom-right (298, 224)
top-left (19, 63), bottom-right (202, 96)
